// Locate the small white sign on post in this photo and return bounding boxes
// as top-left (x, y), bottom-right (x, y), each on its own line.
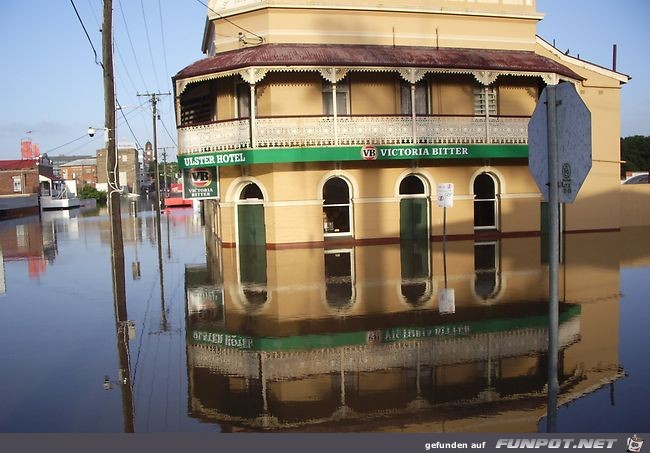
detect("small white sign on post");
top-left (437, 183), bottom-right (454, 208)
top-left (438, 288), bottom-right (456, 315)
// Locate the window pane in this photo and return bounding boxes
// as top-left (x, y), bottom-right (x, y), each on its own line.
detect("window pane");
top-left (415, 83), bottom-right (428, 115)
top-left (237, 84), bottom-right (250, 118)
top-left (336, 91), bottom-right (348, 115)
top-left (399, 175), bottom-right (425, 195)
top-left (400, 81), bottom-right (428, 115)
top-left (325, 252), bottom-right (353, 309)
top-left (474, 201), bottom-right (495, 227)
top-left (474, 174), bottom-right (495, 199)
top-left (323, 206), bottom-right (350, 233)
top-left (240, 183), bottom-right (263, 200)
top-left (323, 178), bottom-right (349, 204)
top-left (322, 82), bottom-right (348, 115)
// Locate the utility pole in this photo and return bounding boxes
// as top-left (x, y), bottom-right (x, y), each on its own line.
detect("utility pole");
top-left (103, 0), bottom-right (134, 433)
top-left (158, 146), bottom-right (174, 195)
top-left (138, 92), bottom-right (170, 333)
top-left (137, 92), bottom-right (170, 211)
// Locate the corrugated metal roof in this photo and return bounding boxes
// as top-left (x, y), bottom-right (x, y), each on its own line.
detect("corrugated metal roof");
top-left (174, 43), bottom-right (583, 81)
top-left (60, 158), bottom-right (97, 167)
top-left (0, 160), bottom-right (38, 171)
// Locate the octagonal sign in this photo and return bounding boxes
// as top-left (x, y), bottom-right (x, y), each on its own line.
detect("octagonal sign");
top-left (528, 82), bottom-right (592, 203)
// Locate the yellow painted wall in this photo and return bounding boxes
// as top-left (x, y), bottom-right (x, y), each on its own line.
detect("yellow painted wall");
top-left (498, 78), bottom-right (539, 116)
top-left (349, 73), bottom-right (399, 115)
top-left (621, 185), bottom-right (650, 227)
top-left (211, 7), bottom-right (539, 53)
top-left (215, 77), bottom-right (234, 120)
top-left (263, 72), bottom-right (323, 116)
top-left (431, 75), bottom-right (475, 115)
top-left (534, 43), bottom-right (624, 232)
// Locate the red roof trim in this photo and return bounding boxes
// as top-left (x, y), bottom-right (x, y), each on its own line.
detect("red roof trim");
top-left (174, 43), bottom-right (583, 81)
top-left (0, 160), bottom-right (38, 171)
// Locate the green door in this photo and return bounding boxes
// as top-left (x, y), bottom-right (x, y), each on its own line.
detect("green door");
top-left (400, 198), bottom-right (428, 241)
top-left (237, 203), bottom-right (267, 305)
top-left (238, 203), bottom-right (266, 246)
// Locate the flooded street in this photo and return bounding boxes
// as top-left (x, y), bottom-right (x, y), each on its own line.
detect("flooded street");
top-left (0, 203), bottom-right (648, 433)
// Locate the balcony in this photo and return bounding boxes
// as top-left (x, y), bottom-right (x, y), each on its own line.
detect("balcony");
top-left (178, 115), bottom-right (529, 155)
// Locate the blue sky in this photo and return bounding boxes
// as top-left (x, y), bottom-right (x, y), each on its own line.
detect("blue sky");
top-left (0, 1), bottom-right (647, 161)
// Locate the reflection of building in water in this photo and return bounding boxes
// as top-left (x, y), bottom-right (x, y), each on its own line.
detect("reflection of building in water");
top-left (0, 215), bottom-right (57, 283)
top-left (184, 231), bottom-right (624, 432)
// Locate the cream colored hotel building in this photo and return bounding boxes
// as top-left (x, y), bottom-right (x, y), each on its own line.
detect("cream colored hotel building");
top-left (174, 0), bottom-right (629, 248)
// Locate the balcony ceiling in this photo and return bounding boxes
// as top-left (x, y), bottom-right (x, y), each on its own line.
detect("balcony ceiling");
top-left (174, 43), bottom-right (583, 81)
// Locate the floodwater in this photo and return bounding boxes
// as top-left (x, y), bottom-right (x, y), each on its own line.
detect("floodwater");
top-left (0, 201), bottom-right (648, 433)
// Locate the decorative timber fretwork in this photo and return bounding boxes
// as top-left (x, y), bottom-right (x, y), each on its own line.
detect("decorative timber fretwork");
top-left (397, 68), bottom-right (428, 84)
top-left (319, 67), bottom-right (349, 83)
top-left (176, 65), bottom-right (572, 96)
top-left (239, 67), bottom-right (269, 84)
top-left (472, 70), bottom-right (499, 86)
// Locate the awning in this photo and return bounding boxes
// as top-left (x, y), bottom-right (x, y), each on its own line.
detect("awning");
top-left (174, 43), bottom-right (583, 82)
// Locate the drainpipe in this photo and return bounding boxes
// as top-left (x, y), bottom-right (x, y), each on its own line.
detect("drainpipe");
top-left (411, 83), bottom-right (417, 144)
top-left (250, 83), bottom-right (257, 148)
top-left (333, 83), bottom-right (338, 146)
top-left (484, 86), bottom-right (491, 144)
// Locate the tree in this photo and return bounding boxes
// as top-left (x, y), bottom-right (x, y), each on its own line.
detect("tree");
top-left (78, 185), bottom-right (107, 203)
top-left (621, 135), bottom-right (650, 177)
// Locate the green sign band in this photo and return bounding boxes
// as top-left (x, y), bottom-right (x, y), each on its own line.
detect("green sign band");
top-left (189, 305), bottom-right (580, 352)
top-left (178, 144), bottom-right (528, 169)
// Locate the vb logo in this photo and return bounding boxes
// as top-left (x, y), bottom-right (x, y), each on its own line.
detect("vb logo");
top-left (361, 145), bottom-right (378, 161)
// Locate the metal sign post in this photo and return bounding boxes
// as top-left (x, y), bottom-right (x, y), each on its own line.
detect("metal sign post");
top-left (437, 183), bottom-right (455, 314)
top-left (528, 82), bottom-right (591, 433)
top-left (546, 85), bottom-right (560, 433)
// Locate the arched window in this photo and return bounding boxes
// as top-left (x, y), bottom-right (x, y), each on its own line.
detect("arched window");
top-left (324, 249), bottom-right (355, 312)
top-left (323, 177), bottom-right (352, 236)
top-left (473, 173), bottom-right (498, 230)
top-left (240, 182), bottom-right (263, 200)
top-left (400, 240), bottom-right (432, 307)
top-left (399, 175), bottom-right (426, 195)
top-left (474, 241), bottom-right (501, 301)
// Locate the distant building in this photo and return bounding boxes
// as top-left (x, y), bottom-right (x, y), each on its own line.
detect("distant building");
top-left (60, 158), bottom-right (97, 189)
top-left (49, 155), bottom-right (93, 178)
top-left (0, 156), bottom-right (55, 218)
top-left (0, 160), bottom-right (40, 195)
top-left (96, 145), bottom-right (140, 193)
top-left (144, 141), bottom-right (154, 172)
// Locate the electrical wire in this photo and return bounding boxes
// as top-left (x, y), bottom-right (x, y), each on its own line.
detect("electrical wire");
top-left (157, 0), bottom-right (171, 90)
top-left (116, 97), bottom-right (144, 150)
top-left (139, 0), bottom-right (161, 93)
top-left (116, 0), bottom-right (150, 92)
top-left (159, 117), bottom-right (178, 147)
top-left (193, 0), bottom-right (264, 44)
top-left (70, 0), bottom-right (104, 68)
top-left (43, 134), bottom-right (89, 154)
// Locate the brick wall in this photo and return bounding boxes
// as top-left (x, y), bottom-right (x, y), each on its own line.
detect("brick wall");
top-left (0, 170), bottom-right (40, 195)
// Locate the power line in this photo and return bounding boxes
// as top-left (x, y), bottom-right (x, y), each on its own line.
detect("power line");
top-left (139, 0), bottom-right (161, 93)
top-left (193, 0), bottom-right (264, 44)
top-left (159, 117), bottom-right (178, 147)
top-left (70, 0), bottom-right (103, 68)
top-left (116, 0), bottom-right (149, 92)
top-left (157, 0), bottom-right (171, 89)
top-left (116, 97), bottom-right (144, 150)
top-left (43, 134), bottom-right (89, 154)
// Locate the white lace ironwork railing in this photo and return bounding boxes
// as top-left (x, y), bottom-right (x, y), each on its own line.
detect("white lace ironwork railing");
top-left (188, 319), bottom-right (580, 380)
top-left (178, 115), bottom-right (529, 154)
top-left (179, 119), bottom-right (250, 153)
